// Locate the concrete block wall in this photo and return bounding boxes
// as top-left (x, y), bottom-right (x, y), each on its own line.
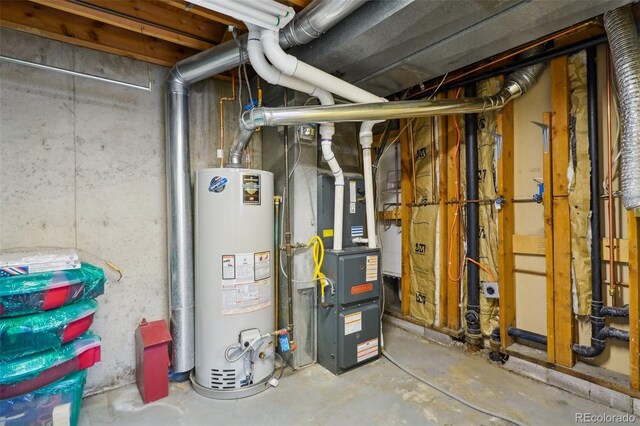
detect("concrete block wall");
top-left (0, 28), bottom-right (253, 393)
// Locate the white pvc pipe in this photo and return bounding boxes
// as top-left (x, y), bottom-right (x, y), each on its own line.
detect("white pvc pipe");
top-left (359, 121), bottom-right (378, 249)
top-left (249, 25), bottom-right (344, 251)
top-left (261, 30), bottom-right (382, 104)
top-left (261, 29), bottom-right (384, 249)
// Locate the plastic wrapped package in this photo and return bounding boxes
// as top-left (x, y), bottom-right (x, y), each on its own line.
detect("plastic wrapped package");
top-left (0, 300), bottom-right (98, 362)
top-left (0, 249), bottom-right (80, 277)
top-left (0, 263), bottom-right (105, 318)
top-left (0, 332), bottom-right (100, 399)
top-left (0, 370), bottom-right (86, 426)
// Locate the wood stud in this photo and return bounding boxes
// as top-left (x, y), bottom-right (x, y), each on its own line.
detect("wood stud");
top-left (497, 101), bottom-right (515, 349)
top-left (550, 56), bottom-right (575, 368)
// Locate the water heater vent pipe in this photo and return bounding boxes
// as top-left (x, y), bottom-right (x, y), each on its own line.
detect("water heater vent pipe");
top-left (260, 28), bottom-right (386, 249)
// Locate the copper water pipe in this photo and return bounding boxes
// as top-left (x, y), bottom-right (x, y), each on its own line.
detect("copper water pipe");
top-left (219, 73), bottom-right (236, 167)
top-left (244, 83), bottom-right (263, 170)
top-left (606, 48), bottom-right (617, 301)
top-left (431, 116), bottom-right (437, 203)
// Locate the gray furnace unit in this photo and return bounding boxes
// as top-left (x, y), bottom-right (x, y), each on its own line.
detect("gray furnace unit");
top-left (318, 247), bottom-right (381, 375)
top-left (317, 171), bottom-right (366, 248)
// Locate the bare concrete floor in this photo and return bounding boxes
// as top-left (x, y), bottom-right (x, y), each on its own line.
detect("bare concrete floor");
top-left (79, 324), bottom-right (629, 425)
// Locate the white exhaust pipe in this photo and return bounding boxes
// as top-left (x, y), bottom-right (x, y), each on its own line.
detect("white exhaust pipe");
top-left (260, 28), bottom-right (385, 248)
top-left (245, 25), bottom-right (345, 251)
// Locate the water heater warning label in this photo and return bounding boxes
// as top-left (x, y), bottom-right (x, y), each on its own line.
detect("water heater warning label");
top-left (242, 174), bottom-right (261, 205)
top-left (221, 251), bottom-right (271, 315)
top-left (222, 255), bottom-right (235, 280)
top-left (254, 251), bottom-right (271, 281)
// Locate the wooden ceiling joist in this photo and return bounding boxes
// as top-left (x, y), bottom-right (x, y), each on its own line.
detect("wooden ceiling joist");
top-left (79, 0), bottom-right (227, 45)
top-left (0, 1), bottom-right (198, 67)
top-left (162, 0), bottom-right (246, 30)
top-left (30, 0), bottom-right (214, 50)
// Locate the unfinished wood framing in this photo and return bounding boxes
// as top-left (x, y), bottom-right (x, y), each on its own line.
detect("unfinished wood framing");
top-left (543, 112), bottom-right (556, 364)
top-left (0, 1), bottom-right (198, 66)
top-left (161, 0), bottom-right (246, 28)
top-left (497, 101), bottom-right (515, 349)
top-left (629, 211), bottom-right (640, 390)
top-left (399, 119), bottom-right (413, 315)
top-left (550, 57), bottom-right (575, 368)
top-left (512, 235), bottom-right (546, 255)
top-left (437, 96), bottom-right (449, 329)
top-left (445, 89), bottom-right (462, 331)
top-left (30, 0), bottom-right (214, 50)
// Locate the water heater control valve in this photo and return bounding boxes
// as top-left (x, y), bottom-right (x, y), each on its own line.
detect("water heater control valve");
top-left (239, 328), bottom-right (263, 350)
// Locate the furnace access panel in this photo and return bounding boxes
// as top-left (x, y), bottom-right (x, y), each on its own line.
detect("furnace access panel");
top-left (318, 247), bottom-right (381, 375)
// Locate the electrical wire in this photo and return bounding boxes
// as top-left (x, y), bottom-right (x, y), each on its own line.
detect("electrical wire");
top-left (444, 88), bottom-right (494, 284)
top-left (447, 88), bottom-right (466, 282)
top-left (288, 129), bottom-right (302, 179)
top-left (382, 350), bottom-right (525, 426)
top-left (274, 351), bottom-right (285, 381)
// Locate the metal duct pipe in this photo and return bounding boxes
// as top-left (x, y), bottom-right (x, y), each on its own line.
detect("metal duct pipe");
top-left (165, 0), bottom-right (368, 373)
top-left (604, 5), bottom-right (640, 210)
top-left (279, 0), bottom-right (369, 49)
top-left (239, 63), bottom-right (546, 129)
top-left (464, 83), bottom-right (481, 346)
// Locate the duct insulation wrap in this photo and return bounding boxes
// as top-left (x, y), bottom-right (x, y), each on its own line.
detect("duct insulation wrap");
top-left (604, 6), bottom-right (640, 210)
top-left (194, 168), bottom-right (275, 398)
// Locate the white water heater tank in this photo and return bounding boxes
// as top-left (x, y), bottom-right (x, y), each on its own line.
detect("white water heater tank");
top-left (193, 168), bottom-right (275, 399)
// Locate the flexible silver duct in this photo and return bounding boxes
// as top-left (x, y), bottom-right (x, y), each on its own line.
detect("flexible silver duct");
top-left (604, 5), bottom-right (640, 210)
top-left (165, 0), bottom-right (369, 373)
top-left (231, 63), bottom-right (545, 134)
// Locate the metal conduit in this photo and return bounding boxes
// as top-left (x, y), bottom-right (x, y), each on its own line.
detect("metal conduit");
top-left (165, 0), bottom-right (370, 373)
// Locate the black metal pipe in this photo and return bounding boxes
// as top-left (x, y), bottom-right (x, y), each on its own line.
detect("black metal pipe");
top-left (587, 46), bottom-right (605, 342)
top-left (464, 83), bottom-right (481, 345)
top-left (491, 326), bottom-right (549, 347)
top-left (572, 48), bottom-right (630, 358)
top-left (489, 326), bottom-right (546, 364)
top-left (573, 327), bottom-right (630, 358)
top-left (507, 326), bottom-right (547, 346)
top-left (600, 305), bottom-right (629, 317)
top-left (410, 35), bottom-right (607, 99)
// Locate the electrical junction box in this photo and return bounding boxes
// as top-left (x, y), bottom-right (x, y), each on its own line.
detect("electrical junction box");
top-left (317, 247), bottom-right (381, 375)
top-left (317, 171), bottom-right (366, 249)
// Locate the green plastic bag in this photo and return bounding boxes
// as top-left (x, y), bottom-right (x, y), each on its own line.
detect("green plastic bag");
top-left (0, 332), bottom-right (100, 399)
top-left (0, 300), bottom-right (98, 362)
top-left (0, 263), bottom-right (105, 317)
